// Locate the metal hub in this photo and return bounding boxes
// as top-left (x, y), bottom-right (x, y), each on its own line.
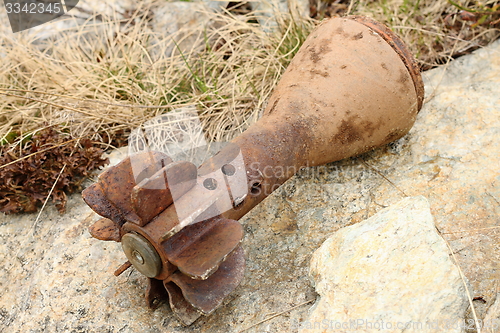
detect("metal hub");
top-left (121, 233), bottom-right (162, 278)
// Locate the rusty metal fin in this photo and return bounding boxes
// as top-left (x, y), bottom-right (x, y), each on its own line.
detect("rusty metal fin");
top-left (88, 217), bottom-right (121, 242)
top-left (164, 281), bottom-right (202, 326)
top-left (145, 278), bottom-right (169, 309)
top-left (163, 216), bottom-right (243, 280)
top-left (99, 151), bottom-right (172, 225)
top-left (82, 183), bottom-right (125, 226)
top-left (131, 160), bottom-right (197, 226)
top-left (165, 245), bottom-right (245, 322)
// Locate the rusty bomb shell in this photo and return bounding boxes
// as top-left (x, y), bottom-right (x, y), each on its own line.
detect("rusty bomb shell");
top-left (83, 16), bottom-right (424, 326)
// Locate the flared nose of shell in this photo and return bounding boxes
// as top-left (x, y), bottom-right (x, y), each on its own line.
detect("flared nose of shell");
top-left (349, 15), bottom-right (425, 111)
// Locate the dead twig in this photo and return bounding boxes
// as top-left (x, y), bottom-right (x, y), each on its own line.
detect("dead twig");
top-left (442, 226), bottom-right (500, 234)
top-left (238, 299), bottom-right (315, 332)
top-left (362, 161), bottom-right (407, 197)
top-left (437, 226), bottom-right (481, 333)
top-left (486, 192), bottom-right (500, 207)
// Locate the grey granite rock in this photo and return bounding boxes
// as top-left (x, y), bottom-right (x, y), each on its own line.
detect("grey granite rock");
top-left (0, 33), bottom-right (499, 333)
top-left (250, 0), bottom-right (310, 31)
top-left (148, 1), bottom-right (227, 59)
top-left (17, 0), bottom-right (137, 40)
top-left (0, 0), bottom-right (225, 57)
top-left (202, 0), bottom-right (229, 12)
top-left (304, 196), bottom-right (469, 333)
top-left (483, 293), bottom-right (500, 332)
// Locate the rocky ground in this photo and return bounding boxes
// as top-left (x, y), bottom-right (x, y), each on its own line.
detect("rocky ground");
top-left (1, 0), bottom-right (500, 332)
top-left (1, 36), bottom-right (499, 333)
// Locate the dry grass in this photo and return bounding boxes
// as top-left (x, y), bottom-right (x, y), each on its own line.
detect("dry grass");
top-left (312, 0), bottom-right (500, 68)
top-left (0, 2), bottom-right (308, 147)
top-left (0, 0), bottom-right (498, 149)
top-left (0, 0), bottom-right (499, 213)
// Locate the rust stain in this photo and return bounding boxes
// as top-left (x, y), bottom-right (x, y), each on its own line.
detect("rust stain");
top-left (310, 69), bottom-right (330, 78)
top-left (361, 121), bottom-right (376, 138)
top-left (352, 32), bottom-right (364, 40)
top-left (384, 128), bottom-right (405, 143)
top-left (265, 97), bottom-right (280, 116)
top-left (334, 117), bottom-right (363, 144)
top-left (308, 41), bottom-right (332, 63)
top-left (361, 117), bottom-right (384, 138)
top-left (398, 69), bottom-right (409, 84)
top-left (331, 113), bottom-right (386, 146)
top-left (309, 48), bottom-right (321, 63)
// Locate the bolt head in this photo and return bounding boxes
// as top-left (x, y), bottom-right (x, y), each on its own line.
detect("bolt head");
top-left (121, 233), bottom-right (162, 278)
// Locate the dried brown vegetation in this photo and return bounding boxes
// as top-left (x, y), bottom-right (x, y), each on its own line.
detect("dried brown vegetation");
top-left (0, 0), bottom-right (499, 213)
top-left (311, 0), bottom-right (500, 69)
top-left (0, 128), bottom-right (108, 214)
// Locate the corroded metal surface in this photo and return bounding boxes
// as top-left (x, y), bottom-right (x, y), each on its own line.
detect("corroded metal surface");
top-left (165, 246), bottom-right (245, 321)
top-left (163, 216), bottom-right (243, 280)
top-left (131, 160), bottom-right (197, 225)
top-left (88, 217), bottom-right (120, 242)
top-left (82, 16), bottom-right (424, 326)
top-left (350, 15), bottom-right (425, 111)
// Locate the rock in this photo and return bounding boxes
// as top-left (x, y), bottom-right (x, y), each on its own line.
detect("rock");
top-left (24, 0), bottom-right (137, 40)
top-left (0, 28), bottom-right (499, 333)
top-left (0, 0), bottom-right (224, 58)
top-left (148, 1), bottom-right (217, 59)
top-left (483, 293), bottom-right (500, 331)
top-left (250, 0), bottom-right (310, 31)
top-left (201, 0), bottom-right (229, 12)
top-left (303, 196), bottom-right (470, 333)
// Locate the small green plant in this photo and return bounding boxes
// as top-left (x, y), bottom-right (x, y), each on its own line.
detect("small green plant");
top-left (1, 131), bottom-right (19, 145)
